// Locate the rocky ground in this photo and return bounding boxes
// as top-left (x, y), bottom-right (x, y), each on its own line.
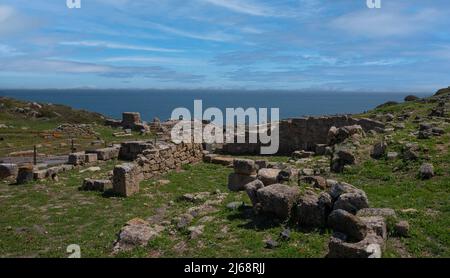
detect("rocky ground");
top-left (0, 88), bottom-right (449, 258)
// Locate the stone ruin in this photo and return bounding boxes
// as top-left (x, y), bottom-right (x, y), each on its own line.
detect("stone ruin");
top-left (112, 141), bottom-right (203, 197)
top-left (213, 157), bottom-right (407, 258)
top-left (105, 112), bottom-right (150, 133)
top-left (221, 115), bottom-right (384, 155)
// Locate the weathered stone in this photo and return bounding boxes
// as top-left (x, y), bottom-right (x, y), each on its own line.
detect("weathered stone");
top-left (233, 159), bottom-right (256, 175)
top-left (188, 225), bottom-right (204, 239)
top-left (68, 152), bottom-right (86, 165)
top-left (257, 168), bottom-right (281, 186)
top-left (419, 163), bottom-right (434, 180)
top-left (84, 153), bottom-right (98, 163)
top-left (181, 192), bottom-right (210, 203)
top-left (228, 173), bottom-right (257, 192)
top-left (265, 239), bottom-right (279, 249)
top-left (87, 147), bottom-right (120, 161)
top-left (112, 163), bottom-right (143, 197)
top-left (81, 178), bottom-right (112, 192)
top-left (360, 216), bottom-right (387, 240)
top-left (327, 232), bottom-right (384, 258)
top-left (403, 143), bottom-right (419, 161)
top-left (211, 156), bottom-right (234, 166)
top-left (333, 192), bottom-right (369, 214)
top-left (33, 169), bottom-right (47, 180)
top-left (329, 182), bottom-right (362, 200)
top-left (16, 165), bottom-right (34, 184)
top-left (371, 141), bottom-right (387, 159)
top-left (226, 201), bottom-right (244, 210)
top-left (244, 179), bottom-right (265, 207)
top-left (256, 184), bottom-right (300, 219)
top-left (297, 191), bottom-right (332, 228)
top-left (331, 148), bottom-right (355, 173)
top-left (113, 218), bottom-right (163, 253)
top-left (299, 176), bottom-right (328, 190)
top-left (176, 213), bottom-right (194, 229)
top-left (328, 209), bottom-right (367, 242)
top-left (394, 221), bottom-right (410, 237)
top-left (119, 141), bottom-right (154, 161)
top-left (357, 208), bottom-right (397, 219)
top-left (0, 163), bottom-right (18, 180)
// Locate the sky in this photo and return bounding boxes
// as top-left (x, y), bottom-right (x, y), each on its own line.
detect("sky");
top-left (0, 0), bottom-right (449, 92)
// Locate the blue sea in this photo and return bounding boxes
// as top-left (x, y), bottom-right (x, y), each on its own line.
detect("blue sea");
top-left (0, 89), bottom-right (430, 122)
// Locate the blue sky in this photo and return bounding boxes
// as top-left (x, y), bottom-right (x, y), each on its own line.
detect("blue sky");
top-left (0, 0), bottom-right (449, 92)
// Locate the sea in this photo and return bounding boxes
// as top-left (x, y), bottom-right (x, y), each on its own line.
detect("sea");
top-left (0, 89), bottom-right (430, 122)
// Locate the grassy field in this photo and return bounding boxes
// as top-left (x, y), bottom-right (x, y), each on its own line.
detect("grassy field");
top-left (0, 93), bottom-right (449, 258)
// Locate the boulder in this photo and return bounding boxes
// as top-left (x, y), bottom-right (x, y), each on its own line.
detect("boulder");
top-left (331, 149), bottom-right (355, 173)
top-left (256, 184), bottom-right (300, 219)
top-left (370, 142), bottom-right (387, 159)
top-left (419, 163), bottom-right (434, 180)
top-left (257, 168), bottom-right (281, 186)
top-left (233, 159), bottom-right (256, 175)
top-left (297, 191), bottom-right (332, 228)
top-left (327, 232), bottom-right (384, 258)
top-left (360, 216), bottom-right (387, 240)
top-left (333, 192), bottom-right (369, 214)
top-left (0, 163), bottom-right (18, 180)
top-left (227, 173), bottom-right (257, 192)
top-left (255, 160), bottom-right (268, 170)
top-left (328, 209), bottom-right (367, 242)
top-left (403, 143), bottom-right (420, 161)
top-left (244, 179), bottom-right (265, 207)
top-left (112, 163), bottom-right (143, 197)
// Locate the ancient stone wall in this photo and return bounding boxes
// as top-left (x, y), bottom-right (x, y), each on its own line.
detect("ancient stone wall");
top-left (112, 141), bottom-right (203, 196)
top-left (222, 116), bottom-right (384, 155)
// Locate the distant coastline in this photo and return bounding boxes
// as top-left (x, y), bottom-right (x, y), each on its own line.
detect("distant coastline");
top-left (0, 89), bottom-right (431, 122)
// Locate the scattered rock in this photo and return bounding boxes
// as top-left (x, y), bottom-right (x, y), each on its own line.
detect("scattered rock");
top-left (256, 184), bottom-right (300, 219)
top-left (297, 191), bottom-right (332, 228)
top-left (370, 141), bottom-right (387, 159)
top-left (327, 232), bottom-right (384, 258)
top-left (188, 225), bottom-right (205, 239)
top-left (387, 152), bottom-right (399, 160)
top-left (357, 208), bottom-right (397, 219)
top-left (79, 166), bottom-right (101, 173)
top-left (226, 201), bottom-right (244, 210)
top-left (257, 168), bottom-right (281, 186)
top-left (419, 163), bottom-right (434, 180)
top-left (279, 228), bottom-right (290, 241)
top-left (394, 221), bottom-right (410, 237)
top-left (299, 176), bottom-right (328, 190)
top-left (113, 218), bottom-right (163, 253)
top-left (264, 239), bottom-right (279, 249)
top-left (81, 178), bottom-right (112, 192)
top-left (233, 159), bottom-right (256, 175)
top-left (244, 179), bottom-right (265, 207)
top-left (176, 213), bottom-right (194, 229)
top-left (328, 209), bottom-right (368, 242)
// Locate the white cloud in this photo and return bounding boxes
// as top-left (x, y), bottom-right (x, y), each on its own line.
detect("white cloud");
top-left (331, 8), bottom-right (441, 38)
top-left (101, 56), bottom-right (205, 66)
top-left (0, 44), bottom-right (24, 57)
top-left (0, 5), bottom-right (37, 36)
top-left (201, 0), bottom-right (274, 16)
top-left (59, 40), bottom-right (181, 53)
top-left (148, 22), bottom-right (236, 42)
